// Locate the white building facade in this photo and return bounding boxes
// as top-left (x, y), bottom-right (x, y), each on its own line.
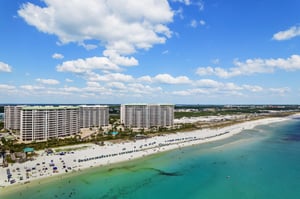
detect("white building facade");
top-left (4, 105), bottom-right (23, 130)
top-left (20, 106), bottom-right (80, 141)
top-left (79, 105), bottom-right (109, 128)
top-left (121, 104), bottom-right (174, 129)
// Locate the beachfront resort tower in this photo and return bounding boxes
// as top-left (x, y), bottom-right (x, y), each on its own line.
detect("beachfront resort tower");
top-left (20, 106), bottom-right (80, 141)
top-left (79, 105), bottom-right (109, 128)
top-left (120, 104), bottom-right (174, 129)
top-left (4, 105), bottom-right (23, 130)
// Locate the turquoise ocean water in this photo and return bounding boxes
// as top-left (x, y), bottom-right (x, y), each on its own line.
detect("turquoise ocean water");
top-left (1, 119), bottom-right (300, 199)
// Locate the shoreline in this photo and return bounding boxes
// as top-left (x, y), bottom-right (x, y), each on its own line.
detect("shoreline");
top-left (0, 115), bottom-right (294, 193)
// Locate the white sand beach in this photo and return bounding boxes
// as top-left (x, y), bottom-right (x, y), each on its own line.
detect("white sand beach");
top-left (0, 116), bottom-right (292, 188)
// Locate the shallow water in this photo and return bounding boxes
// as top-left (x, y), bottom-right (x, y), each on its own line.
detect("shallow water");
top-left (1, 120), bottom-right (300, 199)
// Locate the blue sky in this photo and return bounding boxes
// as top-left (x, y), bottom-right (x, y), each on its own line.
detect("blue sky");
top-left (1, 0), bottom-right (300, 104)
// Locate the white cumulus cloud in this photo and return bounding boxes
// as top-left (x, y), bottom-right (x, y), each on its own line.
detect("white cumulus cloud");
top-left (269, 87), bottom-right (290, 96)
top-left (57, 57), bottom-right (120, 73)
top-left (86, 72), bottom-right (192, 86)
top-left (172, 79), bottom-right (265, 98)
top-left (52, 53), bottom-right (64, 59)
top-left (172, 0), bottom-right (204, 10)
top-left (243, 85), bottom-right (263, 92)
top-left (195, 79), bottom-right (242, 91)
top-left (87, 72), bottom-right (134, 82)
top-left (0, 84), bottom-right (15, 90)
top-left (196, 54), bottom-right (300, 78)
top-left (65, 78), bottom-right (73, 82)
top-left (172, 88), bottom-right (208, 96)
top-left (0, 61), bottom-right (12, 72)
top-left (127, 83), bottom-right (162, 94)
top-left (190, 19), bottom-right (198, 28)
top-left (20, 85), bottom-right (44, 91)
top-left (18, 0), bottom-right (174, 71)
top-left (190, 19), bottom-right (206, 28)
top-left (36, 78), bottom-right (60, 85)
top-left (103, 50), bottom-right (138, 67)
top-left (153, 73), bottom-right (191, 84)
top-left (195, 79), bottom-right (223, 88)
top-left (172, 0), bottom-right (191, 5)
top-left (273, 26), bottom-right (300, 41)
top-left (60, 86), bottom-right (81, 92)
top-left (199, 20), bottom-right (206, 26)
top-left (86, 81), bottom-right (101, 88)
top-left (196, 66), bottom-right (232, 78)
top-left (106, 82), bottom-right (126, 90)
top-left (137, 75), bottom-right (153, 83)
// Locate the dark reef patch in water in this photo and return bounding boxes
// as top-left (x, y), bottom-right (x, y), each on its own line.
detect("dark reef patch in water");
top-left (81, 179), bottom-right (91, 185)
top-left (144, 167), bottom-right (182, 176)
top-left (282, 133), bottom-right (300, 142)
top-left (107, 165), bottom-right (136, 172)
top-left (211, 161), bottom-right (227, 165)
top-left (98, 176), bottom-right (153, 199)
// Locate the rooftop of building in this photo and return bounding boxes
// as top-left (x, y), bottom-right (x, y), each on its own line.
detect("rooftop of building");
top-left (79, 105), bottom-right (109, 108)
top-left (22, 106), bottom-right (80, 110)
top-left (122, 103), bottom-right (174, 106)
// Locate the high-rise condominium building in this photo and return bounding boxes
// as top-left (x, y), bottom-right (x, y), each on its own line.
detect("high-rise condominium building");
top-left (20, 106), bottom-right (80, 141)
top-left (4, 105), bottom-right (23, 130)
top-left (4, 105), bottom-right (110, 141)
top-left (120, 104), bottom-right (174, 129)
top-left (79, 105), bottom-right (109, 128)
